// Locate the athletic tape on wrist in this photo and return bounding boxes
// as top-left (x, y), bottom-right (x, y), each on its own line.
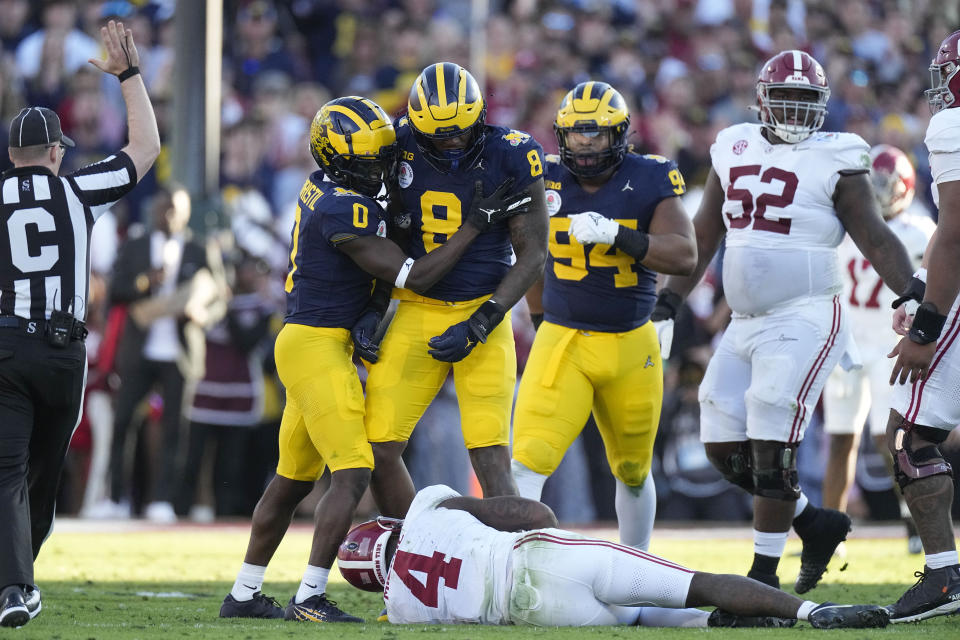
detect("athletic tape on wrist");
top-left (394, 257), bottom-right (415, 289)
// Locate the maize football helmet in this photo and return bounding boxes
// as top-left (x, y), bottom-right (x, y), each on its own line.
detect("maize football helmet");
top-left (926, 30), bottom-right (960, 113)
top-left (869, 144), bottom-right (916, 220)
top-left (310, 96), bottom-right (397, 197)
top-left (407, 62), bottom-right (486, 172)
top-left (554, 81), bottom-right (630, 178)
top-left (756, 50), bottom-right (830, 144)
top-left (337, 517), bottom-right (403, 593)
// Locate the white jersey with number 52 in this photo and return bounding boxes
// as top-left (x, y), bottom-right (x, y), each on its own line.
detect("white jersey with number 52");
top-left (710, 123), bottom-right (871, 315)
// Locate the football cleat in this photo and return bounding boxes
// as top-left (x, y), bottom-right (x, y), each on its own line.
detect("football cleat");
top-left (377, 607), bottom-right (388, 622)
top-left (887, 565), bottom-right (960, 623)
top-left (808, 603), bottom-right (889, 629)
top-left (795, 508), bottom-right (851, 593)
top-left (24, 586), bottom-right (40, 620)
top-left (284, 594), bottom-right (363, 623)
top-left (0, 585), bottom-right (28, 628)
top-left (707, 609), bottom-right (797, 627)
top-left (219, 592), bottom-right (284, 619)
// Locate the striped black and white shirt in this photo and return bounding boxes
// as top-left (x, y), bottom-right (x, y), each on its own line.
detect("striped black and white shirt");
top-left (0, 152), bottom-right (137, 322)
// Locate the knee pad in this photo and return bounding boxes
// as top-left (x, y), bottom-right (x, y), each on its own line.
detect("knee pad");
top-left (892, 420), bottom-right (954, 490)
top-left (750, 441), bottom-right (800, 500)
top-left (706, 441), bottom-right (755, 494)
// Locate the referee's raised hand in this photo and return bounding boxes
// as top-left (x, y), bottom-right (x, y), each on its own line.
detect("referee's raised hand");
top-left (88, 19), bottom-right (140, 77)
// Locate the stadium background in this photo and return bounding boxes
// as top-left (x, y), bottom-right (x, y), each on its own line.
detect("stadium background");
top-left (3, 0), bottom-right (960, 526)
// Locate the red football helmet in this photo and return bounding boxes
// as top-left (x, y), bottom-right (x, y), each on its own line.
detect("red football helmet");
top-left (927, 30), bottom-right (960, 113)
top-left (756, 50), bottom-right (830, 143)
top-left (869, 144), bottom-right (916, 220)
top-left (337, 517), bottom-right (402, 592)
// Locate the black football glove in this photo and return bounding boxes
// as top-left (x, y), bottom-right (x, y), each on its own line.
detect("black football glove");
top-left (464, 178), bottom-right (532, 232)
top-left (351, 308), bottom-right (383, 363)
top-left (428, 299), bottom-right (506, 362)
top-left (891, 276), bottom-right (926, 310)
top-left (650, 288), bottom-right (682, 322)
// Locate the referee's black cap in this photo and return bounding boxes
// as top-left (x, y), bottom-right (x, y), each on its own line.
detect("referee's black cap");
top-left (8, 107), bottom-right (76, 148)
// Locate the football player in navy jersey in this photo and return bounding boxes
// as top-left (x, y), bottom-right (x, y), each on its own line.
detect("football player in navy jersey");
top-left (220, 96), bottom-right (526, 623)
top-left (510, 82), bottom-right (696, 554)
top-left (364, 62), bottom-right (549, 517)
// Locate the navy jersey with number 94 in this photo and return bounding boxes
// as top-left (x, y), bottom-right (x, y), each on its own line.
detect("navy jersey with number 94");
top-left (284, 171), bottom-right (387, 328)
top-left (542, 153), bottom-right (686, 332)
top-left (393, 119), bottom-right (545, 301)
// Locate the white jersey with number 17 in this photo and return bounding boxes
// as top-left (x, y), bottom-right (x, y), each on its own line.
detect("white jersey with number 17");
top-left (710, 123), bottom-right (871, 315)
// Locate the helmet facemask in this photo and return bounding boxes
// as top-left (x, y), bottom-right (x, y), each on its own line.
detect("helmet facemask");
top-left (411, 119), bottom-right (487, 173)
top-left (556, 123), bottom-right (628, 178)
top-left (757, 85), bottom-right (829, 144)
top-left (926, 60), bottom-right (960, 113)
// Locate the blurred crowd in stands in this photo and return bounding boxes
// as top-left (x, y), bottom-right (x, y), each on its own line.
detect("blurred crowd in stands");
top-left (3, 0), bottom-right (960, 525)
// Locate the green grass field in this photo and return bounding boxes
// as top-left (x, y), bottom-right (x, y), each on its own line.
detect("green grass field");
top-left (14, 522), bottom-right (957, 639)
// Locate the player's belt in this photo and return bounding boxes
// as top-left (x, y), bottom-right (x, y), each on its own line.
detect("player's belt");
top-left (0, 315), bottom-right (87, 341)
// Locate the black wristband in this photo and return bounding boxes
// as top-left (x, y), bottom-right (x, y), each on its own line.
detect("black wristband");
top-left (908, 302), bottom-right (947, 344)
top-left (530, 312), bottom-right (543, 330)
top-left (613, 226), bottom-right (650, 260)
top-left (118, 66), bottom-right (140, 82)
top-left (892, 276), bottom-right (926, 309)
top-left (468, 299), bottom-right (506, 343)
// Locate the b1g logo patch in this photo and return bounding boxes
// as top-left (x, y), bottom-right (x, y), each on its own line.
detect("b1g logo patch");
top-left (545, 190), bottom-right (562, 216)
top-left (377, 219), bottom-right (387, 237)
top-left (398, 161), bottom-right (413, 188)
top-left (503, 131), bottom-right (531, 146)
top-left (733, 139), bottom-right (748, 155)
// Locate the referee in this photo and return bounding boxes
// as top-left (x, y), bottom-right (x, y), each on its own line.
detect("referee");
top-left (0, 21), bottom-right (159, 627)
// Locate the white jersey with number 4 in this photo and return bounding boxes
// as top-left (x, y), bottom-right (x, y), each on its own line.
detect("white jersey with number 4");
top-left (710, 123), bottom-right (871, 315)
top-left (384, 485), bottom-right (517, 625)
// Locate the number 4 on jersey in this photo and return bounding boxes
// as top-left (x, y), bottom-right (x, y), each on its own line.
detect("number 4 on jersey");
top-left (391, 550), bottom-right (462, 607)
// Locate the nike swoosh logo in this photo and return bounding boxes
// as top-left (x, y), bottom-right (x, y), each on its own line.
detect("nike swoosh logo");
top-left (305, 583), bottom-right (317, 589)
top-left (242, 584), bottom-right (258, 590)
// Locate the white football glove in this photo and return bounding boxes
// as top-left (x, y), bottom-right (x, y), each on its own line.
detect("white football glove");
top-left (568, 211), bottom-right (619, 245)
top-left (653, 319), bottom-right (674, 360)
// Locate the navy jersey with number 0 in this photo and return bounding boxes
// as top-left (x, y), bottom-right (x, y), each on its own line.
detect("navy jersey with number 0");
top-left (284, 171), bottom-right (386, 328)
top-left (393, 119), bottom-right (545, 301)
top-left (542, 153), bottom-right (686, 332)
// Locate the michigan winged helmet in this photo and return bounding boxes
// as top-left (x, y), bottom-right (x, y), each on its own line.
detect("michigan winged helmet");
top-left (554, 81), bottom-right (630, 177)
top-left (310, 96), bottom-right (397, 197)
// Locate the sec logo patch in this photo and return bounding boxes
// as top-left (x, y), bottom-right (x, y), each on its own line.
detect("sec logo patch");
top-left (733, 139), bottom-right (748, 155)
top-left (545, 190), bottom-right (562, 216)
top-left (398, 161), bottom-right (413, 188)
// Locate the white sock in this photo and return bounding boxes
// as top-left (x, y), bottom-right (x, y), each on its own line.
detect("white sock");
top-left (295, 565), bottom-right (330, 604)
top-left (511, 460), bottom-right (548, 501)
top-left (615, 476), bottom-right (656, 551)
top-left (794, 492), bottom-right (809, 517)
top-left (636, 606), bottom-right (710, 627)
top-left (753, 530), bottom-right (788, 558)
top-left (925, 550), bottom-right (960, 570)
top-left (231, 562), bottom-right (267, 601)
top-left (796, 600), bottom-right (818, 621)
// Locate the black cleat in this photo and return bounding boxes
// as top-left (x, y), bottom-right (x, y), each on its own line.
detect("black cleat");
top-left (795, 508), bottom-right (851, 594)
top-left (708, 608), bottom-right (797, 627)
top-left (219, 592), bottom-right (284, 618)
top-left (808, 603), bottom-right (889, 629)
top-left (0, 585), bottom-right (29, 628)
top-left (23, 586), bottom-right (40, 620)
top-left (284, 594), bottom-right (363, 623)
top-left (888, 565), bottom-right (960, 623)
top-left (746, 569), bottom-right (780, 589)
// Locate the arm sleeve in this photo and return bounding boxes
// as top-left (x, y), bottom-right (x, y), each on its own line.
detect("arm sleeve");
top-left (65, 151), bottom-right (139, 222)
